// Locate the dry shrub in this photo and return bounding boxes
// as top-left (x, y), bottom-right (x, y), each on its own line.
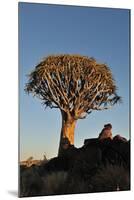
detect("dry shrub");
top-left (19, 166), bottom-right (44, 197)
top-left (90, 164), bottom-right (130, 192)
top-left (42, 171), bottom-right (68, 195)
top-left (63, 178), bottom-right (90, 194)
top-left (20, 166), bottom-right (68, 197)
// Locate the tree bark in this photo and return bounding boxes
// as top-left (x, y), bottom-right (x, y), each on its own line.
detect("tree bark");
top-left (58, 111), bottom-right (76, 156)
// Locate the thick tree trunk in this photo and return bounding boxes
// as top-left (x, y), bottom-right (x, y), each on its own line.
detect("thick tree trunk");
top-left (58, 111), bottom-right (76, 156)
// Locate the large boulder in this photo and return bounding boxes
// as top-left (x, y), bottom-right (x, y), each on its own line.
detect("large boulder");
top-left (47, 136), bottom-right (130, 177)
top-left (62, 137), bottom-right (130, 194)
top-left (83, 137), bottom-right (130, 168)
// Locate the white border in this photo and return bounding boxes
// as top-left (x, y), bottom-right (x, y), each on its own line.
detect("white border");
top-left (0, 0), bottom-right (133, 199)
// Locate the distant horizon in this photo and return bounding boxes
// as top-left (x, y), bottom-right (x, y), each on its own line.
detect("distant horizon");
top-left (19, 3), bottom-right (130, 161)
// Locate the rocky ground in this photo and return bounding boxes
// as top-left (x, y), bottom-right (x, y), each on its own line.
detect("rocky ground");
top-left (19, 135), bottom-right (130, 197)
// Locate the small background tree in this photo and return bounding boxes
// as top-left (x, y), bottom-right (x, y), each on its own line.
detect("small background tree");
top-left (25, 54), bottom-right (121, 155)
top-left (26, 156), bottom-right (33, 167)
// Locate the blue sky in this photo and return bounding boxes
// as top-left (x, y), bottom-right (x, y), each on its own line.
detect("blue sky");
top-left (19, 3), bottom-right (130, 161)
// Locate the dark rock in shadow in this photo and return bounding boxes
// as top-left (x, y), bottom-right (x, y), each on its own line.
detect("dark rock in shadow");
top-left (19, 136), bottom-right (130, 197)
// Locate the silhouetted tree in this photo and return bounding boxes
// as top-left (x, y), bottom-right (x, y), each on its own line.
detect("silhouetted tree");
top-left (26, 156), bottom-right (33, 162)
top-left (25, 54), bottom-right (121, 155)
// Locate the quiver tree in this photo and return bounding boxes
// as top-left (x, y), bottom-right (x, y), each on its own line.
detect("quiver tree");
top-left (25, 54), bottom-right (121, 156)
